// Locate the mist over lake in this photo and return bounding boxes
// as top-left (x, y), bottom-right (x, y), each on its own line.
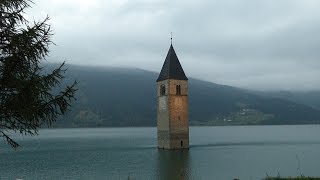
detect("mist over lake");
top-left (1, 125), bottom-right (320, 179)
top-left (3, 0), bottom-right (320, 180)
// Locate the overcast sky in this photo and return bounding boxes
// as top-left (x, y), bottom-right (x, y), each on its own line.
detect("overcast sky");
top-left (28, 0), bottom-right (320, 91)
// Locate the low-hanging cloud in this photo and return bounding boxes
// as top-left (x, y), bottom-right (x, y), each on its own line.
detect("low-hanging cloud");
top-left (28, 0), bottom-right (320, 91)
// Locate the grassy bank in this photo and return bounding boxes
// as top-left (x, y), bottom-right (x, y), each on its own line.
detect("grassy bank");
top-left (264, 177), bottom-right (320, 180)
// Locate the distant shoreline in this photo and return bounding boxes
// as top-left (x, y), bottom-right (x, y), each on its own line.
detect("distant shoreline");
top-left (45, 123), bottom-right (320, 129)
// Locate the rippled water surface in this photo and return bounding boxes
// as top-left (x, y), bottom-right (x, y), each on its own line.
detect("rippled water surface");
top-left (1, 125), bottom-right (320, 179)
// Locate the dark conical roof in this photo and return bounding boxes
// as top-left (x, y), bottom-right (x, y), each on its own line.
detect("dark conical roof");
top-left (156, 44), bottom-right (188, 82)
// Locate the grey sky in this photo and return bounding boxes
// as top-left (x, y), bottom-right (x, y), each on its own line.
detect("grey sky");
top-left (28, 0), bottom-right (320, 91)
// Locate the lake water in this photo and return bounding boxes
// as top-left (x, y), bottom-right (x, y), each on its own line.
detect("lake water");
top-left (1, 125), bottom-right (320, 179)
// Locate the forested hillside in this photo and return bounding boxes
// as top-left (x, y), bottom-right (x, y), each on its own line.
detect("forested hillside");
top-left (52, 64), bottom-right (320, 127)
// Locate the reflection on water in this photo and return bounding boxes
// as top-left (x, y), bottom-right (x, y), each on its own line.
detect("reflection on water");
top-left (157, 149), bottom-right (191, 180)
top-left (1, 126), bottom-right (320, 179)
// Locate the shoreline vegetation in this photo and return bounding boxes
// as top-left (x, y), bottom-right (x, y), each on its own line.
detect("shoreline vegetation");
top-left (264, 177), bottom-right (320, 180)
top-left (47, 65), bottom-right (320, 128)
top-left (47, 123), bottom-right (320, 129)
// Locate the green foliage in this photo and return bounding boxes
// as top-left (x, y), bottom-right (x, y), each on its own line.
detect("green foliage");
top-left (191, 109), bottom-right (274, 126)
top-left (265, 176), bottom-right (320, 180)
top-left (52, 66), bottom-right (320, 127)
top-left (0, 0), bottom-right (77, 148)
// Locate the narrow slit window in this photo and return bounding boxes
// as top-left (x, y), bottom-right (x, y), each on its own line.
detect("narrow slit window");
top-left (176, 85), bottom-right (181, 95)
top-left (160, 85), bottom-right (166, 96)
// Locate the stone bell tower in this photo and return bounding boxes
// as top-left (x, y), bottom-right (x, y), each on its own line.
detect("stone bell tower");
top-left (156, 43), bottom-right (189, 149)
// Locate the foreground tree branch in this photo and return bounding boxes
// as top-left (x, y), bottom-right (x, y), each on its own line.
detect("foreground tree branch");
top-left (0, 0), bottom-right (77, 148)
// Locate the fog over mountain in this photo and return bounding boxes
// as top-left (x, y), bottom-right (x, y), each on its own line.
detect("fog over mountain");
top-left (51, 64), bottom-right (320, 127)
top-left (28, 0), bottom-right (320, 91)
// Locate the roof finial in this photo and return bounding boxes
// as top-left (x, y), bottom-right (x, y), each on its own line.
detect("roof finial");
top-left (170, 32), bottom-right (173, 45)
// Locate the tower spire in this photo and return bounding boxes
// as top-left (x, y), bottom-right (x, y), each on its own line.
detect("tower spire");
top-left (156, 39), bottom-right (189, 150)
top-left (156, 39), bottom-right (188, 82)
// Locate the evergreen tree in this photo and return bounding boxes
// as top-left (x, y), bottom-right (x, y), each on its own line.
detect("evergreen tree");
top-left (0, 0), bottom-right (77, 148)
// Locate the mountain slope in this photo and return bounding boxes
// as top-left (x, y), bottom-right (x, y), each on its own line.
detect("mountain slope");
top-left (251, 90), bottom-right (320, 110)
top-left (53, 64), bottom-right (320, 127)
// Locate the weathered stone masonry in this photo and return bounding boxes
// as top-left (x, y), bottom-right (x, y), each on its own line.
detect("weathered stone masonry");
top-left (156, 44), bottom-right (189, 150)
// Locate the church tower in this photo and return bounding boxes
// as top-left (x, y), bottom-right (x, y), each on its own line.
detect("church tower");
top-left (157, 43), bottom-right (189, 149)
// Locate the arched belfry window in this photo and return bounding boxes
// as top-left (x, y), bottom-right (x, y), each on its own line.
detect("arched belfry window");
top-left (160, 85), bottom-right (166, 96)
top-left (176, 85), bottom-right (181, 95)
